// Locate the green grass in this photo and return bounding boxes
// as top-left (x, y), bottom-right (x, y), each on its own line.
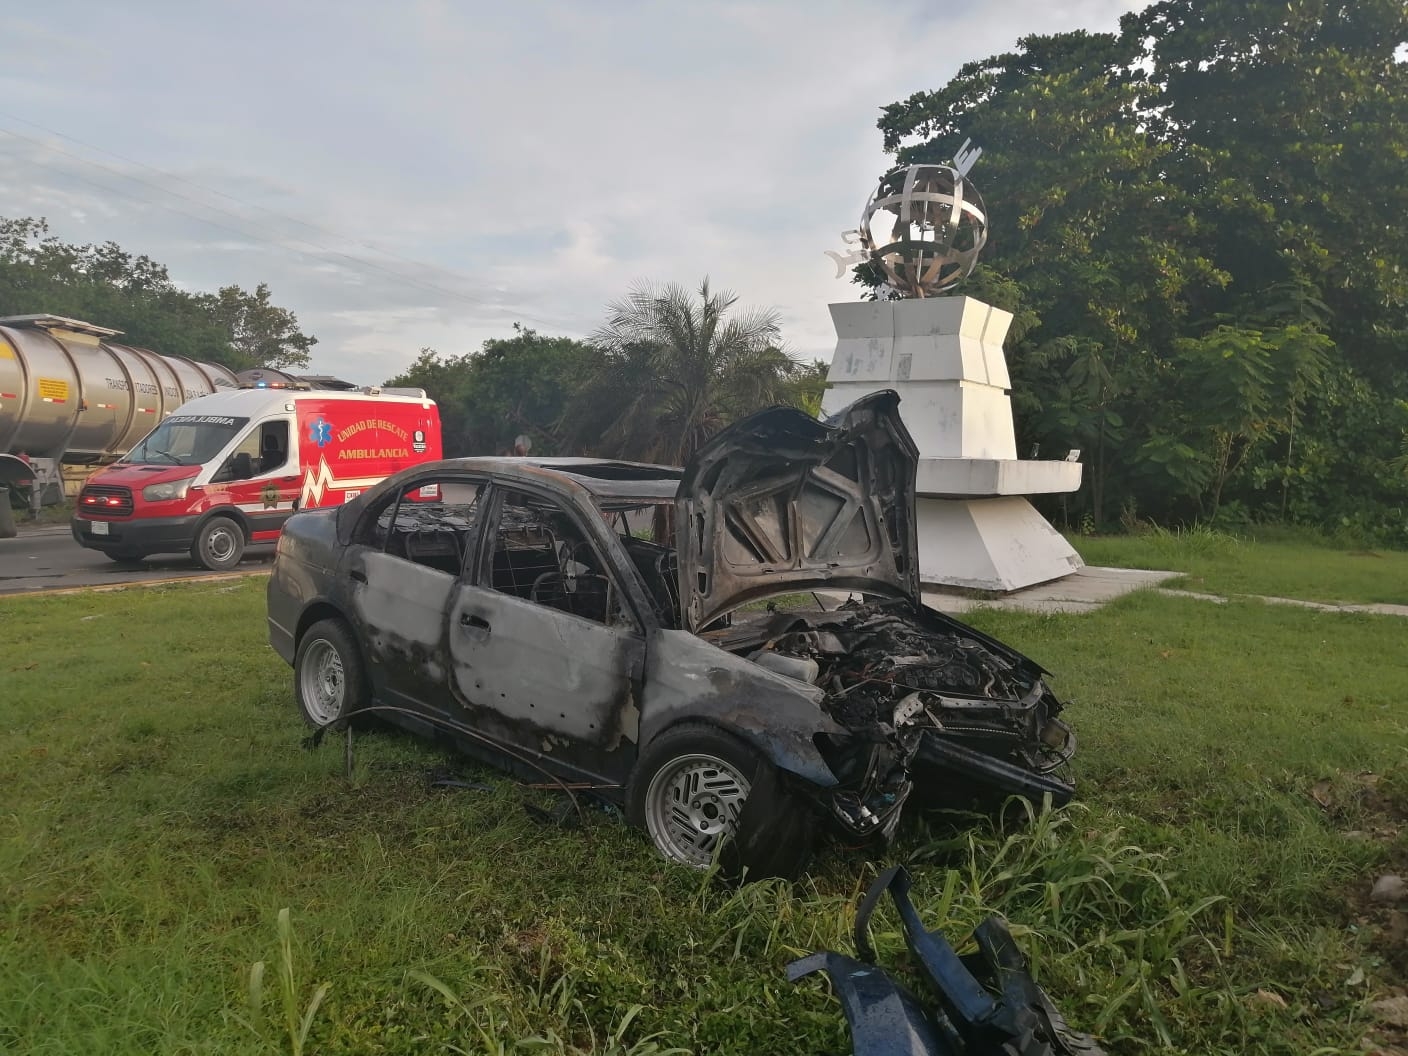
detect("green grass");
top-left (1072, 526), bottom-right (1408, 606)
top-left (7, 497), bottom-right (71, 527)
top-left (2, 576), bottom-right (1406, 1054)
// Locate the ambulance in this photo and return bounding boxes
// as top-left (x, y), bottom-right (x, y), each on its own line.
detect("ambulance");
top-left (71, 384), bottom-right (442, 570)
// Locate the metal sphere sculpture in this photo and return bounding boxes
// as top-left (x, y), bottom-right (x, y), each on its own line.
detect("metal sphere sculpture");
top-left (859, 164), bottom-right (988, 298)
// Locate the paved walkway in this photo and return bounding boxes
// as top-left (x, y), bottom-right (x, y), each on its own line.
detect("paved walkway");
top-left (923, 566), bottom-right (1179, 615)
top-left (923, 566), bottom-right (1408, 618)
top-left (1155, 587), bottom-right (1408, 618)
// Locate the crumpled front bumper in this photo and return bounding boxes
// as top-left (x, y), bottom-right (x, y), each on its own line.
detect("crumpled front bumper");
top-left (815, 706), bottom-right (1074, 841)
top-left (911, 731), bottom-right (1075, 808)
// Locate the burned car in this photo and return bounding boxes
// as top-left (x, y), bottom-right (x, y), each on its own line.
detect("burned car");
top-left (266, 392), bottom-right (1075, 876)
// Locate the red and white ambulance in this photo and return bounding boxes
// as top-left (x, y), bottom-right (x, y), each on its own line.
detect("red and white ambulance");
top-left (72, 384), bottom-right (442, 569)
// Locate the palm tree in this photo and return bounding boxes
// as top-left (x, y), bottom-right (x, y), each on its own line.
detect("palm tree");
top-left (563, 279), bottom-right (803, 466)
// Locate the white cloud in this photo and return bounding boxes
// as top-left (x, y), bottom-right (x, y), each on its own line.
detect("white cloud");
top-left (2, 0), bottom-right (1142, 382)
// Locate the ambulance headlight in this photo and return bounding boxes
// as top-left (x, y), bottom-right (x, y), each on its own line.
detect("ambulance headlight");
top-left (143, 477), bottom-right (195, 502)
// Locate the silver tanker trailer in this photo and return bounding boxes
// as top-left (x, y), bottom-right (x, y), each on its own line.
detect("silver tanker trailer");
top-left (0, 314), bottom-right (241, 514)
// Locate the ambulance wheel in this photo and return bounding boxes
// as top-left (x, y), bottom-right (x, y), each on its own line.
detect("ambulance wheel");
top-left (192, 515), bottom-right (245, 571)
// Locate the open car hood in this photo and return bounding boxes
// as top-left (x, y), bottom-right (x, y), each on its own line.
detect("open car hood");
top-left (677, 390), bottom-right (920, 632)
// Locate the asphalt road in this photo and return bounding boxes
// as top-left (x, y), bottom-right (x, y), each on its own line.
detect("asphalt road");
top-left (0, 525), bottom-right (274, 596)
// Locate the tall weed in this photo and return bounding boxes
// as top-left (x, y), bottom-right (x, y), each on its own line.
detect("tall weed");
top-left (903, 803), bottom-right (1226, 1047)
top-left (1143, 523), bottom-right (1243, 560)
top-left (229, 908), bottom-right (331, 1056)
top-left (410, 968), bottom-right (690, 1055)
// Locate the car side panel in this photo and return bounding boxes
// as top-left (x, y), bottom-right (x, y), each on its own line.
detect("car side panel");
top-left (347, 546), bottom-right (458, 720)
top-left (448, 584), bottom-right (643, 745)
top-left (639, 629), bottom-right (846, 788)
top-left (267, 508), bottom-right (343, 664)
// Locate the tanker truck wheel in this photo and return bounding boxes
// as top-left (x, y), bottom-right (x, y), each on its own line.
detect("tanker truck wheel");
top-left (192, 515), bottom-right (245, 571)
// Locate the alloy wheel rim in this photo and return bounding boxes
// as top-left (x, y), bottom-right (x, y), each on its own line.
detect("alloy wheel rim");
top-left (644, 753), bottom-right (751, 869)
top-left (300, 640), bottom-right (345, 724)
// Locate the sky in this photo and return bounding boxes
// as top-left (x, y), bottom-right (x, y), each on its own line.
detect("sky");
top-left (2, 0), bottom-right (1142, 383)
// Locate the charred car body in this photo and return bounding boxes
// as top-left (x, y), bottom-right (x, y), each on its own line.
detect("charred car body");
top-left (266, 392), bottom-right (1075, 875)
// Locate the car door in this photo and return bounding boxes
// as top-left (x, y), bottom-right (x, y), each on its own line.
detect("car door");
top-left (344, 474), bottom-right (485, 727)
top-left (446, 483), bottom-right (646, 783)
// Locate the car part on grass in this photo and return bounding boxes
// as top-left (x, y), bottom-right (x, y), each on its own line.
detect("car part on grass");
top-left (426, 772), bottom-right (495, 794)
top-left (789, 865), bottom-right (1106, 1056)
top-left (788, 950), bottom-right (955, 1056)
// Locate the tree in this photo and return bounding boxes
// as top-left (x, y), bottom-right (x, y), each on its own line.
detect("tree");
top-left (0, 216), bottom-right (316, 370)
top-left (562, 279), bottom-right (804, 466)
top-left (878, 31), bottom-right (1224, 524)
top-left (786, 359), bottom-right (832, 418)
top-left (198, 283), bottom-right (315, 369)
top-left (1131, 0), bottom-right (1408, 381)
top-left (871, 4), bottom-right (1408, 539)
top-left (386, 326), bottom-right (597, 457)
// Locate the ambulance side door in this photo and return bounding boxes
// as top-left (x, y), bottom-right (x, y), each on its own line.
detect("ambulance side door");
top-left (208, 414), bottom-right (299, 539)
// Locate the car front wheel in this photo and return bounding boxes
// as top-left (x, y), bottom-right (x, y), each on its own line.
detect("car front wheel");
top-left (628, 723), bottom-right (814, 879)
top-left (294, 619), bottom-right (370, 729)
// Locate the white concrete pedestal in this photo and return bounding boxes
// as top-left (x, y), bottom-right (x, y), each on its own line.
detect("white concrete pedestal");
top-left (823, 296), bottom-right (1084, 592)
top-left (916, 496), bottom-right (1082, 590)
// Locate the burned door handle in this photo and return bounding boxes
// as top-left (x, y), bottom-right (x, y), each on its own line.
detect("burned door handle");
top-left (349, 569), bottom-right (367, 583)
top-left (459, 613), bottom-right (491, 634)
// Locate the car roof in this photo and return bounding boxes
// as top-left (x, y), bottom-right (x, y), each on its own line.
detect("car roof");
top-left (434, 456), bottom-right (681, 502)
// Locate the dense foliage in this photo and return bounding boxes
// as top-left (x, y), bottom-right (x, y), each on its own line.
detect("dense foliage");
top-left (386, 327), bottom-right (599, 458)
top-left (0, 217), bottom-right (315, 369)
top-left (390, 283), bottom-right (827, 464)
top-left (874, 0), bottom-right (1408, 541)
top-left (562, 279), bottom-right (820, 466)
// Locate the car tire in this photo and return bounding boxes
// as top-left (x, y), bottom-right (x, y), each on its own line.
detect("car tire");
top-left (627, 722), bottom-right (814, 879)
top-left (294, 619), bottom-right (370, 729)
top-left (192, 515), bottom-right (245, 571)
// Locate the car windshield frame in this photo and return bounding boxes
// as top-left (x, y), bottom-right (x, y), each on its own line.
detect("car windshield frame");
top-left (121, 414), bottom-right (250, 467)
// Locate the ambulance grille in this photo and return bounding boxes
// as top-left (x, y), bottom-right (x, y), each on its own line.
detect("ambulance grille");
top-left (79, 484), bottom-right (134, 518)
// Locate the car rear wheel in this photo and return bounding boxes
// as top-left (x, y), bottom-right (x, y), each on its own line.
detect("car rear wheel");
top-left (294, 619), bottom-right (370, 729)
top-left (628, 723), bottom-right (814, 879)
top-left (192, 515), bottom-right (245, 571)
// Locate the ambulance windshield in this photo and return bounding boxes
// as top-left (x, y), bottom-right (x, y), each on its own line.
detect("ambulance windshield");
top-left (124, 415), bottom-right (250, 467)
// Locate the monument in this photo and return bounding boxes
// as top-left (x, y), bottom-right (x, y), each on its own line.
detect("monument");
top-left (821, 147), bottom-right (1084, 591)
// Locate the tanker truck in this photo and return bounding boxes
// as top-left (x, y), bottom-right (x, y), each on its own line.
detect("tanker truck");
top-left (0, 314), bottom-right (241, 512)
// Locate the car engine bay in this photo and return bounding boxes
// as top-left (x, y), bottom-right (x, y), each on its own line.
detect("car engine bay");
top-left (707, 600), bottom-right (1076, 834)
